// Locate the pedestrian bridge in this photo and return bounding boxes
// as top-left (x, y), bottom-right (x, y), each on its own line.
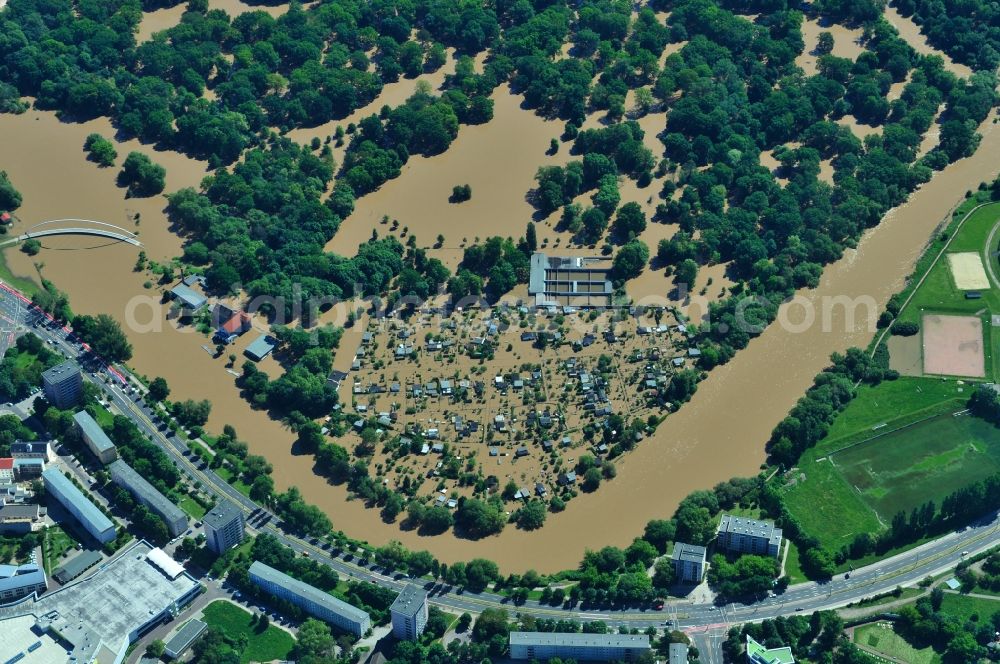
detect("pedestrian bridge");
top-left (0, 219), bottom-right (142, 247)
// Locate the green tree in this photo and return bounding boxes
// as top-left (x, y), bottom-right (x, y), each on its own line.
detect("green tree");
top-left (118, 152), bottom-right (166, 197)
top-left (84, 133), bottom-right (118, 167)
top-left (72, 313), bottom-right (133, 362)
top-left (611, 240), bottom-right (650, 281)
top-left (613, 202), bottom-right (647, 240)
top-left (0, 171), bottom-right (21, 211)
top-left (21, 239), bottom-right (41, 256)
top-left (146, 639), bottom-right (166, 657)
top-left (148, 377), bottom-right (170, 402)
top-left (293, 619), bottom-right (335, 658)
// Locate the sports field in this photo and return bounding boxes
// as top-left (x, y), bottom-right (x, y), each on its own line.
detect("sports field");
top-left (833, 412), bottom-right (1000, 521)
top-left (921, 313), bottom-right (984, 377)
top-left (852, 623), bottom-right (935, 664)
top-left (946, 251), bottom-right (989, 289)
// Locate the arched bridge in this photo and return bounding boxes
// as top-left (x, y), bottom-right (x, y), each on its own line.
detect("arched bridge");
top-left (0, 219), bottom-right (142, 247)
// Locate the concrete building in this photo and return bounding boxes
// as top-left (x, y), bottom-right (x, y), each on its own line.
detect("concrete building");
top-left (390, 584), bottom-right (428, 641)
top-left (717, 515), bottom-right (783, 558)
top-left (669, 642), bottom-right (690, 664)
top-left (671, 542), bottom-right (708, 583)
top-left (73, 411), bottom-right (118, 465)
top-left (248, 561), bottom-right (371, 636)
top-left (528, 253), bottom-right (614, 308)
top-left (42, 361), bottom-right (83, 409)
top-left (42, 468), bottom-right (116, 544)
top-left (0, 503), bottom-right (40, 534)
top-left (747, 635), bottom-right (795, 664)
top-left (164, 619), bottom-right (208, 659)
top-left (10, 440), bottom-right (53, 462)
top-left (0, 540), bottom-right (199, 664)
top-left (0, 560), bottom-right (47, 603)
top-left (202, 500), bottom-right (245, 554)
top-left (13, 457), bottom-right (44, 480)
top-left (509, 632), bottom-right (651, 661)
top-left (109, 460), bottom-right (188, 537)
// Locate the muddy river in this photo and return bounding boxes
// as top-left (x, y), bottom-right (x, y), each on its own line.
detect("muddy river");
top-left (0, 39), bottom-right (997, 570)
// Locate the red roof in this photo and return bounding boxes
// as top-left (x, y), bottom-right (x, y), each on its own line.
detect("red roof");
top-left (0, 213), bottom-right (10, 223)
top-left (0, 458), bottom-right (13, 470)
top-left (221, 311), bottom-right (251, 334)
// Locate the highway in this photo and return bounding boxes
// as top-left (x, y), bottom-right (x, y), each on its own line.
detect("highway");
top-left (3, 281), bottom-right (998, 635)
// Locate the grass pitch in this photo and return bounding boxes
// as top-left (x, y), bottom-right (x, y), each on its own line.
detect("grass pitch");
top-left (201, 600), bottom-right (295, 663)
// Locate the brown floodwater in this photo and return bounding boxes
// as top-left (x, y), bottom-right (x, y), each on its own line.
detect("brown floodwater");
top-left (137, 0), bottom-right (293, 42)
top-left (2, 84), bottom-right (999, 571)
top-left (882, 6), bottom-right (972, 79)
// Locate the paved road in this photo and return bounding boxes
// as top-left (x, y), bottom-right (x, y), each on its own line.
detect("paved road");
top-left (3, 282), bottom-right (998, 634)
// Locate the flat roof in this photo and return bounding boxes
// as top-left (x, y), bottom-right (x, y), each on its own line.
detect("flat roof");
top-left (718, 514), bottom-right (781, 540)
top-left (109, 460), bottom-right (187, 527)
top-left (72, 411), bottom-right (115, 453)
top-left (672, 542), bottom-right (707, 563)
top-left (41, 361), bottom-right (79, 384)
top-left (747, 635), bottom-right (795, 664)
top-left (509, 632), bottom-right (650, 649)
top-left (147, 547), bottom-right (185, 579)
top-left (41, 468), bottom-right (115, 537)
top-left (52, 549), bottom-right (103, 584)
top-left (202, 499), bottom-right (242, 530)
top-left (164, 619), bottom-right (207, 657)
top-left (0, 562), bottom-right (45, 594)
top-left (1, 540), bottom-right (199, 664)
top-left (0, 614), bottom-right (71, 664)
top-left (249, 561), bottom-right (370, 625)
top-left (389, 584), bottom-right (426, 618)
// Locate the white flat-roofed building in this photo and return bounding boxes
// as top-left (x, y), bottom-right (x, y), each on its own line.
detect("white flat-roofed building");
top-left (390, 584), bottom-right (428, 641)
top-left (717, 515), bottom-right (783, 558)
top-left (108, 460), bottom-right (188, 537)
top-left (528, 253), bottom-right (614, 309)
top-left (0, 539), bottom-right (200, 664)
top-left (248, 561), bottom-right (371, 636)
top-left (42, 468), bottom-right (116, 544)
top-left (509, 632), bottom-right (651, 661)
top-left (73, 411), bottom-right (118, 465)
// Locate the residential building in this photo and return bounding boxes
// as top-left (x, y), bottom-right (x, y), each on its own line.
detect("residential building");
top-left (42, 468), bottom-right (116, 544)
top-left (10, 440), bottom-right (54, 462)
top-left (0, 457), bottom-right (13, 483)
top-left (214, 310), bottom-right (252, 344)
top-left (42, 361), bottom-right (83, 408)
top-left (717, 515), bottom-right (783, 558)
top-left (73, 411), bottom-right (118, 465)
top-left (248, 561), bottom-right (371, 636)
top-left (671, 542), bottom-right (708, 584)
top-left (528, 253), bottom-right (614, 308)
top-left (669, 643), bottom-right (690, 664)
top-left (0, 540), bottom-right (199, 664)
top-left (0, 503), bottom-right (40, 534)
top-left (202, 500), bottom-right (245, 554)
top-left (169, 284), bottom-right (207, 312)
top-left (13, 457), bottom-right (43, 479)
top-left (390, 585), bottom-right (428, 641)
top-left (509, 632), bottom-right (650, 661)
top-left (747, 635), bottom-right (795, 664)
top-left (164, 619), bottom-right (208, 659)
top-left (108, 460), bottom-right (188, 537)
top-left (244, 334), bottom-right (276, 361)
top-left (0, 561), bottom-right (47, 603)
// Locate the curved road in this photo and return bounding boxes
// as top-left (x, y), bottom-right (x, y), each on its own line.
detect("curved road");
top-left (6, 283), bottom-right (998, 634)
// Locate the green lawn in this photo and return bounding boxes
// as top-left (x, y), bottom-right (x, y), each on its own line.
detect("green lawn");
top-left (178, 495), bottom-right (207, 519)
top-left (782, 539), bottom-right (806, 584)
top-left (853, 623), bottom-right (936, 664)
top-left (201, 600), bottom-right (295, 664)
top-left (42, 526), bottom-right (78, 574)
top-left (939, 593), bottom-right (1000, 623)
